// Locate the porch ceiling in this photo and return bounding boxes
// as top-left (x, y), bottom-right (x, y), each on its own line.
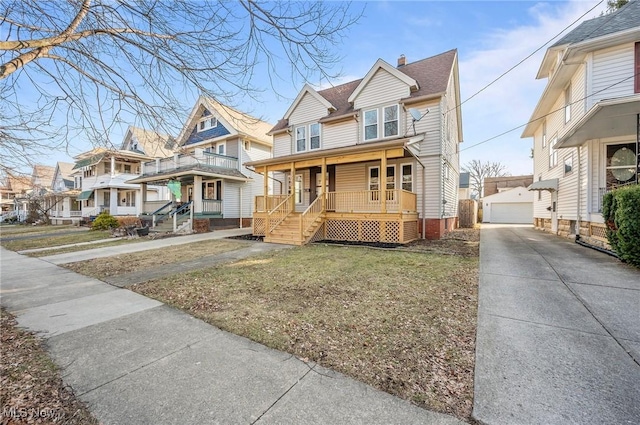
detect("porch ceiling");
top-left (557, 97), bottom-right (640, 148)
top-left (127, 166), bottom-right (251, 184)
top-left (246, 138), bottom-right (412, 172)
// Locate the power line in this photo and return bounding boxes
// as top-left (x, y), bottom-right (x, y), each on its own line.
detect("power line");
top-left (460, 72), bottom-right (638, 153)
top-left (450, 0), bottom-right (604, 113)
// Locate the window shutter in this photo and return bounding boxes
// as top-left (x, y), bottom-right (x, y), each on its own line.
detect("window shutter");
top-left (635, 42), bottom-right (640, 94)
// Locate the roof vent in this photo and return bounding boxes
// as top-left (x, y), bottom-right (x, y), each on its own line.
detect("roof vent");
top-left (397, 54), bottom-right (406, 67)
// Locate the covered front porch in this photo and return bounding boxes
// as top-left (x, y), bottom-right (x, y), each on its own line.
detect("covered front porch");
top-left (247, 139), bottom-right (420, 245)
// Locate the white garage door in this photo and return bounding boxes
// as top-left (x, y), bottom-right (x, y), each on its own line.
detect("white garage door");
top-left (490, 202), bottom-right (533, 224)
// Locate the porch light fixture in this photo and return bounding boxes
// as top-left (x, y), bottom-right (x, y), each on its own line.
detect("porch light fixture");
top-left (408, 108), bottom-right (429, 136)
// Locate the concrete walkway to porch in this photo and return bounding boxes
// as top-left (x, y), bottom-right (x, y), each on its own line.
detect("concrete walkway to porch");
top-left (40, 227), bottom-right (253, 265)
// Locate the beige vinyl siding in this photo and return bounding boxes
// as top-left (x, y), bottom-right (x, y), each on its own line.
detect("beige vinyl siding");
top-left (589, 139), bottom-right (601, 215)
top-left (322, 119), bottom-right (358, 149)
top-left (353, 69), bottom-right (411, 110)
top-left (226, 137), bottom-right (239, 158)
top-left (223, 180), bottom-right (240, 218)
top-left (289, 92), bottom-right (328, 126)
top-left (335, 163), bottom-right (366, 192)
top-left (579, 145), bottom-right (588, 220)
top-left (273, 133), bottom-right (291, 158)
top-left (422, 156), bottom-right (442, 218)
top-left (246, 141), bottom-right (271, 161)
top-left (532, 125), bottom-right (551, 219)
top-left (556, 147), bottom-right (579, 220)
top-left (404, 101), bottom-right (441, 157)
top-left (590, 43), bottom-right (635, 107)
top-left (564, 64), bottom-right (587, 132)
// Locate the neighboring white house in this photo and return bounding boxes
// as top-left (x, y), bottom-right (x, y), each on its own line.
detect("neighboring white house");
top-left (521, 1), bottom-right (640, 243)
top-left (73, 127), bottom-right (172, 218)
top-left (482, 186), bottom-right (534, 224)
top-left (45, 162), bottom-right (82, 225)
top-left (247, 50), bottom-right (463, 245)
top-left (127, 97), bottom-right (273, 229)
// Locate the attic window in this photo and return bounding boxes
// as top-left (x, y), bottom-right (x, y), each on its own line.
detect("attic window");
top-left (198, 117), bottom-right (218, 132)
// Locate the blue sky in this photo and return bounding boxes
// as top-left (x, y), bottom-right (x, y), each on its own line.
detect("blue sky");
top-left (39, 0), bottom-right (608, 176)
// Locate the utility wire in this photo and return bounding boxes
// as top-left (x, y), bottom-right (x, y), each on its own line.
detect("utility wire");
top-left (449, 0), bottom-right (605, 113)
top-left (460, 72), bottom-right (639, 152)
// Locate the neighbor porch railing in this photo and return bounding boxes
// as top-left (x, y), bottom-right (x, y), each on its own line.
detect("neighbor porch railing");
top-left (597, 182), bottom-right (638, 212)
top-left (202, 199), bottom-right (222, 215)
top-left (141, 151), bottom-right (238, 176)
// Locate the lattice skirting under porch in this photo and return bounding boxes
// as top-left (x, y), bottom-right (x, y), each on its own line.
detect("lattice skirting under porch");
top-left (253, 217), bottom-right (266, 236)
top-left (322, 217), bottom-right (418, 244)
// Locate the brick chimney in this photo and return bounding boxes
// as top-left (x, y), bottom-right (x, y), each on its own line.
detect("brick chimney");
top-left (397, 54), bottom-right (406, 67)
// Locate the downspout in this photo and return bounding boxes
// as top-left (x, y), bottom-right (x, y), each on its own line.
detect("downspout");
top-left (402, 143), bottom-right (426, 239)
top-left (576, 145), bottom-right (581, 238)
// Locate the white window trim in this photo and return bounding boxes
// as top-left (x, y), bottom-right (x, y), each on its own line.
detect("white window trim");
top-left (383, 105), bottom-right (399, 138)
top-left (542, 120), bottom-right (547, 148)
top-left (295, 125), bottom-right (306, 153)
top-left (364, 109), bottom-right (379, 141)
top-left (549, 135), bottom-right (558, 168)
top-left (564, 154), bottom-right (573, 176)
top-left (368, 166), bottom-right (380, 191)
top-left (217, 142), bottom-right (226, 156)
top-left (385, 164), bottom-right (396, 190)
top-left (400, 163), bottom-right (413, 192)
top-left (198, 116), bottom-right (218, 132)
top-left (243, 140), bottom-right (251, 151)
top-left (564, 84), bottom-right (572, 124)
top-left (309, 123), bottom-right (321, 151)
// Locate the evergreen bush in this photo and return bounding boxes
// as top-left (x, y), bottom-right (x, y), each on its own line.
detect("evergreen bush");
top-left (91, 211), bottom-right (119, 230)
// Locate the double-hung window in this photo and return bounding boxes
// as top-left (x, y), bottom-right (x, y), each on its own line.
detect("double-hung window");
top-left (310, 123), bottom-right (320, 150)
top-left (296, 126), bottom-right (306, 152)
top-left (384, 105), bottom-right (399, 137)
top-left (364, 110), bottom-right (378, 141)
top-left (401, 164), bottom-right (413, 191)
top-left (542, 121), bottom-right (547, 148)
top-left (217, 142), bottom-right (225, 155)
top-left (564, 84), bottom-right (571, 123)
top-left (198, 117), bottom-right (217, 132)
top-left (549, 136), bottom-right (558, 168)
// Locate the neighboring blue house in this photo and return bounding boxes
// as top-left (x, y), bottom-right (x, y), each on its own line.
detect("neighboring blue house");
top-left (129, 97), bottom-right (273, 229)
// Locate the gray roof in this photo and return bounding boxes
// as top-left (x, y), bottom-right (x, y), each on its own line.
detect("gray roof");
top-left (552, 0), bottom-right (640, 47)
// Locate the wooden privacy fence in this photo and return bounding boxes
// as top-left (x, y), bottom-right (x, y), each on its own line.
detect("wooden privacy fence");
top-left (458, 199), bottom-right (478, 228)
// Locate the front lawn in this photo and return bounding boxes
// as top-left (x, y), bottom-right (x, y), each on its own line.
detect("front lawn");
top-left (1, 230), bottom-right (113, 251)
top-left (130, 236), bottom-right (479, 419)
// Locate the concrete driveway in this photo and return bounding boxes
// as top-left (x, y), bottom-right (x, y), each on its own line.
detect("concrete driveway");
top-left (473, 224), bottom-right (640, 425)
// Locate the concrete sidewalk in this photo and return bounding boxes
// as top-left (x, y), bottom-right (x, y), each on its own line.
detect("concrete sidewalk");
top-left (473, 225), bottom-right (640, 425)
top-left (40, 227), bottom-right (254, 264)
top-left (0, 247), bottom-right (463, 425)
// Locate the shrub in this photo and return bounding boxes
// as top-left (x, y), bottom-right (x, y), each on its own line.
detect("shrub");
top-left (91, 211), bottom-right (119, 230)
top-left (604, 185), bottom-right (640, 267)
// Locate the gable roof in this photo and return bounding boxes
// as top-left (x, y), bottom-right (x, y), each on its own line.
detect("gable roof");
top-left (269, 49), bottom-right (458, 134)
top-left (552, 0), bottom-right (640, 47)
top-left (32, 165), bottom-right (55, 190)
top-left (176, 97), bottom-right (273, 147)
top-left (283, 84), bottom-right (335, 119)
top-left (124, 127), bottom-right (174, 158)
top-left (347, 58), bottom-right (418, 103)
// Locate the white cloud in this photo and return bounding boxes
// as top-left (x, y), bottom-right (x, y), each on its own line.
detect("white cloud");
top-left (458, 0), bottom-right (607, 175)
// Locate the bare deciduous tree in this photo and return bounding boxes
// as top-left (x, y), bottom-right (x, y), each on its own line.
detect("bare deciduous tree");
top-left (462, 159), bottom-right (510, 198)
top-left (0, 0), bottom-right (361, 172)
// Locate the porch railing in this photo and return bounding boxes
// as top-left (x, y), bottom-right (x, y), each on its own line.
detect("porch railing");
top-left (255, 194), bottom-right (288, 212)
top-left (70, 210), bottom-right (82, 217)
top-left (267, 194), bottom-right (294, 234)
top-left (141, 151), bottom-right (238, 176)
top-left (597, 181), bottom-right (638, 212)
top-left (301, 195), bottom-right (323, 238)
top-left (202, 199), bottom-right (222, 215)
top-left (326, 189), bottom-right (416, 213)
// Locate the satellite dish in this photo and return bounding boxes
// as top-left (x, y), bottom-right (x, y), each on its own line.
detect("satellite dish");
top-left (409, 108), bottom-right (423, 121)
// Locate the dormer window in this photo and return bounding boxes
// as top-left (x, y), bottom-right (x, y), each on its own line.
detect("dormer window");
top-left (564, 84), bottom-right (571, 124)
top-left (384, 105), bottom-right (399, 137)
top-left (198, 117), bottom-right (218, 132)
top-left (364, 110), bottom-right (378, 141)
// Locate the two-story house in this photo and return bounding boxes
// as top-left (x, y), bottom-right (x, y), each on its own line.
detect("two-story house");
top-left (45, 162), bottom-right (82, 225)
top-left (522, 1), bottom-right (639, 246)
top-left (248, 49), bottom-right (463, 245)
top-left (73, 126), bottom-right (172, 218)
top-left (128, 97), bottom-right (273, 230)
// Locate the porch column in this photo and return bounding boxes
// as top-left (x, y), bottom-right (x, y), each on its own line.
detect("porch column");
top-left (110, 156), bottom-right (116, 177)
top-left (193, 175), bottom-right (203, 214)
top-left (321, 158), bottom-right (327, 210)
top-left (141, 183), bottom-right (148, 203)
top-left (380, 151), bottom-right (387, 214)
top-left (263, 166), bottom-right (269, 212)
top-left (290, 162), bottom-right (296, 210)
top-left (110, 187), bottom-right (118, 215)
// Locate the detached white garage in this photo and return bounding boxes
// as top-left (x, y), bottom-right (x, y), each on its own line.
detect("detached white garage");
top-left (482, 186), bottom-right (533, 224)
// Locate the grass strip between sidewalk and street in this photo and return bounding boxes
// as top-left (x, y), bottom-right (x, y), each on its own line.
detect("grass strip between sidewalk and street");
top-left (126, 234), bottom-right (479, 420)
top-left (0, 309), bottom-right (99, 425)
